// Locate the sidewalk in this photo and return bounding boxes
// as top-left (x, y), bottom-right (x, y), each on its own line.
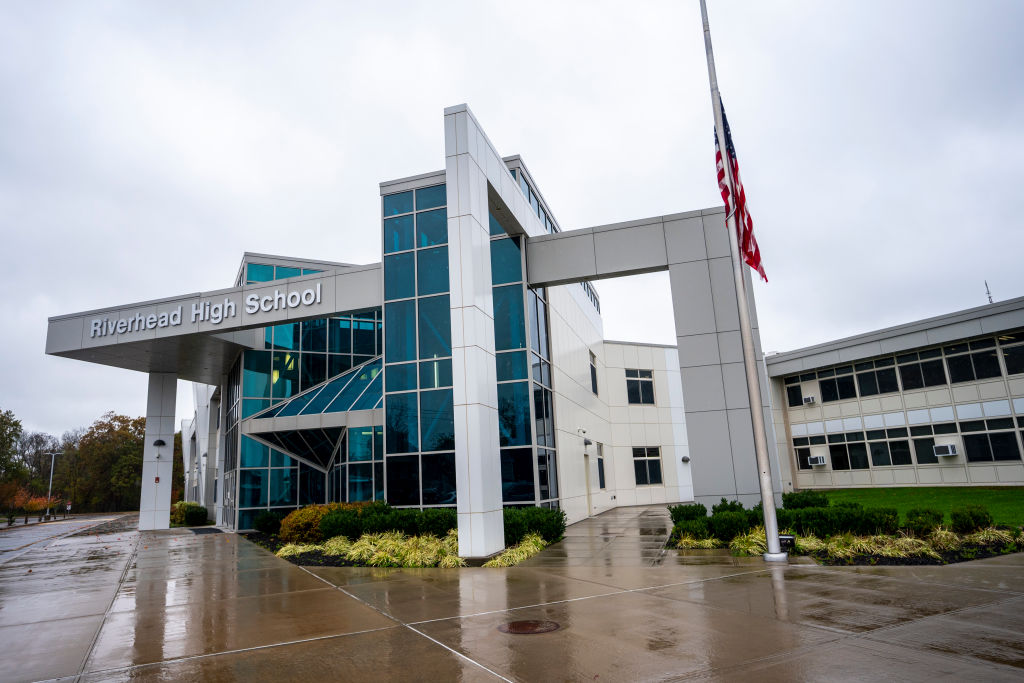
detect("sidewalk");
top-left (0, 508), bottom-right (1021, 681)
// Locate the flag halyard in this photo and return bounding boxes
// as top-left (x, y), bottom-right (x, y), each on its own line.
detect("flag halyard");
top-left (714, 103), bottom-right (767, 282)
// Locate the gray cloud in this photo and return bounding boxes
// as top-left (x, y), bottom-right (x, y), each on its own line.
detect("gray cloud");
top-left (2, 1), bottom-right (1022, 434)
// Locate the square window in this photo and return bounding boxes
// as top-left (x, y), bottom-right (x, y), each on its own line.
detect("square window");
top-left (383, 190), bottom-right (413, 216)
top-left (626, 369), bottom-right (655, 405)
top-left (416, 208), bottom-right (448, 247)
top-left (415, 184), bottom-right (446, 211)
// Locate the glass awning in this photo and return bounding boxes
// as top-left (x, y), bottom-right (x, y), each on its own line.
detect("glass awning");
top-left (244, 357), bottom-right (383, 471)
top-left (251, 357), bottom-right (382, 419)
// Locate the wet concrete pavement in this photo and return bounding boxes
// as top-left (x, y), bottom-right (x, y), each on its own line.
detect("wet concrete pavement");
top-left (0, 515), bottom-right (125, 562)
top-left (0, 506), bottom-right (1021, 681)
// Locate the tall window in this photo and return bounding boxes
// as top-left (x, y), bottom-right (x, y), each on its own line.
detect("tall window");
top-left (596, 442), bottom-right (606, 489)
top-left (626, 369), bottom-right (654, 404)
top-left (381, 184), bottom-right (456, 508)
top-left (632, 447), bottom-right (662, 485)
top-left (589, 351), bottom-right (599, 395)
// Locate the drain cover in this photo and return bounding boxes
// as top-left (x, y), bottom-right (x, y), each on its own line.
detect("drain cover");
top-left (498, 620), bottom-right (560, 635)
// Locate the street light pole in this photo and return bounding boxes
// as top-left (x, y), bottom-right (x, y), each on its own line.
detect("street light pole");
top-left (44, 451), bottom-right (61, 520)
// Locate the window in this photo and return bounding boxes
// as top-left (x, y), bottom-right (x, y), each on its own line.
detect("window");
top-left (897, 350), bottom-right (947, 390)
top-left (626, 369), bottom-right (655, 404)
top-left (632, 447), bottom-right (662, 485)
top-left (784, 376), bottom-right (803, 407)
top-left (589, 351), bottom-right (599, 395)
top-left (1003, 337), bottom-right (1024, 375)
top-left (854, 358), bottom-right (899, 397)
top-left (963, 432), bottom-right (1021, 462)
top-left (795, 446), bottom-right (813, 470)
top-left (818, 366), bottom-right (856, 402)
top-left (828, 440), bottom-right (869, 470)
top-left (945, 340), bottom-right (1002, 383)
top-left (596, 442), bottom-right (606, 489)
top-left (913, 437), bottom-right (937, 464)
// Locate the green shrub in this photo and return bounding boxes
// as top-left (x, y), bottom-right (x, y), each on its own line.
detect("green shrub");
top-left (829, 502), bottom-right (864, 535)
top-left (318, 504), bottom-right (457, 541)
top-left (668, 503), bottom-right (707, 524)
top-left (170, 501), bottom-right (208, 527)
top-left (709, 510), bottom-right (749, 542)
top-left (712, 498), bottom-right (745, 515)
top-left (905, 508), bottom-right (944, 536)
top-left (254, 510), bottom-right (285, 535)
top-left (950, 505), bottom-right (993, 534)
top-left (502, 506), bottom-right (566, 546)
top-left (417, 508), bottom-right (457, 537)
top-left (782, 490), bottom-right (829, 509)
top-left (319, 507), bottom-right (364, 541)
top-left (279, 503), bottom-right (348, 543)
top-left (786, 507), bottom-right (831, 537)
top-left (861, 507), bottom-right (899, 535)
top-left (673, 517), bottom-right (710, 540)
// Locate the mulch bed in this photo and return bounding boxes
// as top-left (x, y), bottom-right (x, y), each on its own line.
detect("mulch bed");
top-left (811, 544), bottom-right (1020, 566)
top-left (239, 532), bottom-right (358, 567)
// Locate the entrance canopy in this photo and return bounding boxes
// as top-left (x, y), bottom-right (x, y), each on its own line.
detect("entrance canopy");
top-left (45, 264), bottom-right (382, 385)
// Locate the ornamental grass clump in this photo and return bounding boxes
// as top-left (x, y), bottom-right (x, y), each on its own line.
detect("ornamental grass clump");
top-left (793, 534), bottom-right (826, 555)
top-left (400, 535), bottom-right (443, 568)
top-left (676, 535), bottom-right (723, 549)
top-left (963, 527), bottom-right (1015, 547)
top-left (276, 543), bottom-right (320, 558)
top-left (927, 527), bottom-right (962, 552)
top-left (437, 530), bottom-right (466, 568)
top-left (322, 536), bottom-right (353, 557)
top-left (483, 533), bottom-right (547, 568)
top-left (729, 527), bottom-right (767, 556)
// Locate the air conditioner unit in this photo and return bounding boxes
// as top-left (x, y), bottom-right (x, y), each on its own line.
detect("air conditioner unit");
top-left (934, 444), bottom-right (958, 457)
top-left (808, 455), bottom-right (827, 466)
top-left (803, 396), bottom-right (816, 405)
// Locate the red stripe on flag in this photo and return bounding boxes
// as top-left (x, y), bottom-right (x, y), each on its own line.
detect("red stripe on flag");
top-left (715, 108), bottom-right (766, 282)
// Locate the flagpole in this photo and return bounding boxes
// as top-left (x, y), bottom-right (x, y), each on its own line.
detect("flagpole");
top-left (699, 0), bottom-right (786, 561)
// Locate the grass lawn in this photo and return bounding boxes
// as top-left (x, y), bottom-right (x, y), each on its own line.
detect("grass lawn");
top-left (822, 487), bottom-right (1024, 527)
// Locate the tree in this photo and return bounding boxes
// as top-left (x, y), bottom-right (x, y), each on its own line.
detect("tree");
top-left (76, 413), bottom-right (145, 512)
top-left (17, 430), bottom-right (59, 493)
top-left (0, 408), bottom-right (26, 483)
top-left (52, 429), bottom-right (84, 510)
top-left (171, 431), bottom-right (185, 504)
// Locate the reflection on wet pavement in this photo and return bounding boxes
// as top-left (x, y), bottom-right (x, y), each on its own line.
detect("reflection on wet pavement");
top-left (0, 505), bottom-right (1020, 681)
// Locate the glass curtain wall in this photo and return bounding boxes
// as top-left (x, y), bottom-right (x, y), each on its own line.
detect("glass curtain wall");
top-left (489, 211), bottom-right (559, 508)
top-left (329, 426), bottom-right (385, 503)
top-left (382, 184), bottom-right (457, 507)
top-left (227, 263), bottom-right (383, 530)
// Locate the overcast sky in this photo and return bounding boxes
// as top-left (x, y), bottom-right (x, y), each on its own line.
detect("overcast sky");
top-left (2, 1), bottom-right (1022, 436)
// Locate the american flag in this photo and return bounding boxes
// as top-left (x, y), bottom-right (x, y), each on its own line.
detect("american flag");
top-left (715, 102), bottom-right (767, 282)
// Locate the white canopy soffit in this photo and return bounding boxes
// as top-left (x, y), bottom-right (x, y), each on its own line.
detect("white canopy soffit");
top-left (45, 264), bottom-right (382, 385)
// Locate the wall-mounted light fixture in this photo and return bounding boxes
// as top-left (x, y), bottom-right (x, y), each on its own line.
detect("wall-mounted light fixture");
top-left (681, 455), bottom-right (691, 463)
top-left (153, 439), bottom-right (166, 447)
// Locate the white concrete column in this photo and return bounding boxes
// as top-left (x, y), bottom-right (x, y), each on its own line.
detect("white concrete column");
top-left (445, 104), bottom-right (504, 558)
top-left (666, 212), bottom-right (781, 509)
top-left (140, 372), bottom-right (177, 530)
